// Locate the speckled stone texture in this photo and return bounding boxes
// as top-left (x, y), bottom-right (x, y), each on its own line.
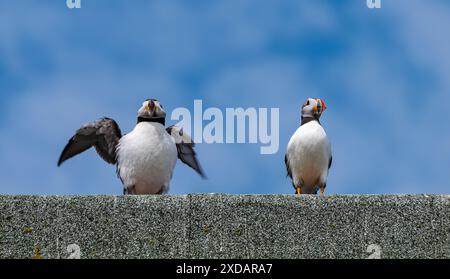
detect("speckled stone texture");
top-left (0, 194), bottom-right (448, 259)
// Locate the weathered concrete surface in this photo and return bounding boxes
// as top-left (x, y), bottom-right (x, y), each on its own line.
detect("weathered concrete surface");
top-left (0, 194), bottom-right (448, 259)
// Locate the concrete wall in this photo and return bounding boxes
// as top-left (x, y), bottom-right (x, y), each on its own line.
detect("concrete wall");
top-left (0, 194), bottom-right (448, 259)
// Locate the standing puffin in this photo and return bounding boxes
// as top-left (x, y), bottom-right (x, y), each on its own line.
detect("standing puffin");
top-left (285, 98), bottom-right (332, 196)
top-left (58, 98), bottom-right (205, 195)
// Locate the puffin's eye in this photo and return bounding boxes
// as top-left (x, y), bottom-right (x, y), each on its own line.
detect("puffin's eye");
top-left (305, 100), bottom-right (310, 106)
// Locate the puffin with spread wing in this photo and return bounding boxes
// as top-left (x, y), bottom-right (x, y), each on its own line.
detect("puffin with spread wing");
top-left (58, 98), bottom-right (205, 195)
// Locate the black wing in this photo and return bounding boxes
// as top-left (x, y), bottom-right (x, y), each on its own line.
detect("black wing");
top-left (58, 117), bottom-right (122, 166)
top-left (328, 155), bottom-right (332, 170)
top-left (167, 126), bottom-right (206, 178)
top-left (285, 154), bottom-right (292, 179)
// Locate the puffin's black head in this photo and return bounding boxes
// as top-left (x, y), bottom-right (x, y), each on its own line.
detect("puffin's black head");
top-left (137, 99), bottom-right (166, 124)
top-left (301, 98), bottom-right (327, 120)
top-left (138, 99), bottom-right (166, 119)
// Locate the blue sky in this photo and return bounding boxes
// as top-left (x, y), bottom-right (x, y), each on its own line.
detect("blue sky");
top-left (0, 0), bottom-right (449, 195)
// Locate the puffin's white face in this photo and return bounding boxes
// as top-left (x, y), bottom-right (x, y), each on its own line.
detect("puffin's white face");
top-left (138, 99), bottom-right (166, 119)
top-left (301, 98), bottom-right (327, 119)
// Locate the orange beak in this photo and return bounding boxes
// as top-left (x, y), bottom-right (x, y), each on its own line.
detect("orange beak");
top-left (319, 99), bottom-right (326, 111)
top-left (147, 100), bottom-right (155, 112)
top-left (314, 98), bottom-right (327, 113)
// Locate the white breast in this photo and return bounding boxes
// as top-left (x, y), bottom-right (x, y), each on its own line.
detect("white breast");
top-left (286, 121), bottom-right (331, 193)
top-left (116, 122), bottom-right (178, 194)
